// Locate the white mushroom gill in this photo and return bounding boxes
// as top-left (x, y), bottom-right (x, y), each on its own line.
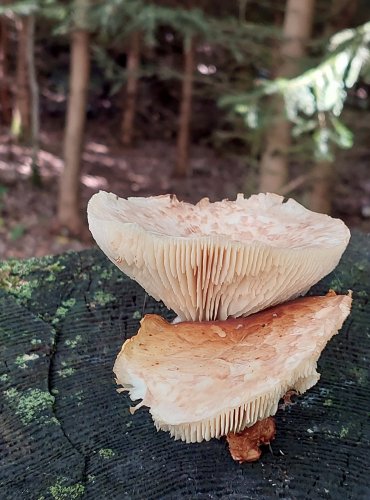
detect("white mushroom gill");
top-left (113, 292), bottom-right (352, 443)
top-left (88, 191), bottom-right (350, 321)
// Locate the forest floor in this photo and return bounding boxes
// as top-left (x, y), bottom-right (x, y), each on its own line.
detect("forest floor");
top-left (1, 113), bottom-right (370, 261)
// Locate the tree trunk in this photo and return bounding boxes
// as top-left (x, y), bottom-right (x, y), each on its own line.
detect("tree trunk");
top-left (0, 16), bottom-right (11, 125)
top-left (308, 160), bottom-right (333, 213)
top-left (174, 36), bottom-right (195, 178)
top-left (259, 0), bottom-right (315, 193)
top-left (27, 14), bottom-right (41, 186)
top-left (58, 25), bottom-right (90, 234)
top-left (12, 15), bottom-right (31, 142)
top-left (121, 31), bottom-right (140, 146)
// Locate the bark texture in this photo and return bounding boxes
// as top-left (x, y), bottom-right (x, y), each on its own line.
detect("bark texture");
top-left (259, 0), bottom-right (315, 193)
top-left (174, 36), bottom-right (195, 178)
top-left (121, 31), bottom-right (140, 146)
top-left (58, 28), bottom-right (90, 233)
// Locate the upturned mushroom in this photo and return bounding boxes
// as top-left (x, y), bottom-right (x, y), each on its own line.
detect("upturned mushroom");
top-left (87, 191), bottom-right (350, 321)
top-left (113, 292), bottom-right (352, 443)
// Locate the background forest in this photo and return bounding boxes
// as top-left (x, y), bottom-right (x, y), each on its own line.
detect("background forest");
top-left (0, 0), bottom-right (370, 259)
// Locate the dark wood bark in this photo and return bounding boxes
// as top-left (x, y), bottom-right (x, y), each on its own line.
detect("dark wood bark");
top-left (121, 31), bottom-right (140, 146)
top-left (174, 36), bottom-right (195, 178)
top-left (58, 28), bottom-right (90, 234)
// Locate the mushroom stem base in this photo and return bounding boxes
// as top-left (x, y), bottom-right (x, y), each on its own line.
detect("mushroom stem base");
top-left (226, 417), bottom-right (276, 463)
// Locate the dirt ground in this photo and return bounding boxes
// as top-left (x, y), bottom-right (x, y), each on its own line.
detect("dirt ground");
top-left (0, 114), bottom-right (369, 261)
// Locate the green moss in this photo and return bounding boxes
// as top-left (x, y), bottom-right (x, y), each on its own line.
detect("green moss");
top-left (91, 265), bottom-right (113, 281)
top-left (31, 338), bottom-right (42, 346)
top-left (349, 366), bottom-right (368, 385)
top-left (49, 416), bottom-right (61, 426)
top-left (340, 426), bottom-right (349, 438)
top-left (64, 335), bottom-right (82, 348)
top-left (4, 388), bottom-right (54, 424)
top-left (45, 262), bottom-right (65, 274)
top-left (15, 353), bottom-right (39, 369)
top-left (0, 267), bottom-right (22, 291)
top-left (100, 268), bottom-right (113, 279)
top-left (328, 277), bottom-right (345, 291)
top-left (49, 480), bottom-right (85, 500)
top-left (132, 310), bottom-right (142, 320)
top-left (93, 290), bottom-right (115, 307)
top-left (98, 448), bottom-right (116, 459)
top-left (0, 257), bottom-right (66, 299)
top-left (0, 267), bottom-right (38, 303)
top-left (71, 389), bottom-right (84, 406)
top-left (323, 399), bottom-right (333, 407)
top-left (52, 298), bottom-right (77, 326)
top-left (57, 367), bottom-right (75, 378)
top-left (2, 258), bottom-right (39, 276)
top-left (0, 373), bottom-right (9, 382)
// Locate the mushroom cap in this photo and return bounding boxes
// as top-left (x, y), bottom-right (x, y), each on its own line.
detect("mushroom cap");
top-left (114, 292), bottom-right (352, 443)
top-left (88, 191), bottom-right (350, 321)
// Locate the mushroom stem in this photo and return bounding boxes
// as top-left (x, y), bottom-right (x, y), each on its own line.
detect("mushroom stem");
top-left (227, 417), bottom-right (276, 463)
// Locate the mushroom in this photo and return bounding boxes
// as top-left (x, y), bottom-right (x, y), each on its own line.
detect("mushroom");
top-left (87, 191), bottom-right (350, 321)
top-left (113, 291), bottom-right (352, 443)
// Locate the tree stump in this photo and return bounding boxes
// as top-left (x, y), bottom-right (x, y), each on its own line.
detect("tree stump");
top-left (1, 232), bottom-right (369, 499)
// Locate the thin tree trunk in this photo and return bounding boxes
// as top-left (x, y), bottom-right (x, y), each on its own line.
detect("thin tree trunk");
top-left (121, 31), bottom-right (140, 146)
top-left (309, 160), bottom-right (333, 213)
top-left (58, 27), bottom-right (90, 233)
top-left (174, 36), bottom-right (195, 178)
top-left (259, 0), bottom-right (315, 193)
top-left (0, 16), bottom-right (11, 125)
top-left (27, 14), bottom-right (41, 186)
top-left (12, 15), bottom-right (31, 141)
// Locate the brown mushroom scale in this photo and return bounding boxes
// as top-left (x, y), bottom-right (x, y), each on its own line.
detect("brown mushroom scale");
top-left (88, 191), bottom-right (350, 321)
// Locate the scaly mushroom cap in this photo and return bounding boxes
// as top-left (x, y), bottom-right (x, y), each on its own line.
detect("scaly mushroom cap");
top-left (114, 292), bottom-right (352, 443)
top-left (88, 191), bottom-right (350, 321)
